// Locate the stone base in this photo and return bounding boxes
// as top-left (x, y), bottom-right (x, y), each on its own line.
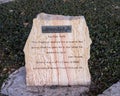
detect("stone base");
top-left (98, 80), bottom-right (120, 96)
top-left (1, 67), bottom-right (89, 96)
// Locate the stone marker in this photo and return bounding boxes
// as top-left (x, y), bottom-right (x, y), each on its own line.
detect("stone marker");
top-left (1, 13), bottom-right (92, 96)
top-left (24, 13), bottom-right (92, 86)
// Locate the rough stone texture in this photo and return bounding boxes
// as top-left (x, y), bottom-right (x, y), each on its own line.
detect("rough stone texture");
top-left (98, 81), bottom-right (120, 96)
top-left (1, 67), bottom-right (89, 96)
top-left (0, 0), bottom-right (14, 4)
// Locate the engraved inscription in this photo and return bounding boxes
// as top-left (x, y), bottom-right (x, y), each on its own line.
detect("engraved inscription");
top-left (31, 34), bottom-right (84, 69)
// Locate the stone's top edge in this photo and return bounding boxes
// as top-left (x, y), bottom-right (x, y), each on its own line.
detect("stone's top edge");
top-left (36, 13), bottom-right (84, 20)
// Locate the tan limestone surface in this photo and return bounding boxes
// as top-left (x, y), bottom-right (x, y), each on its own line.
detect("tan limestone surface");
top-left (24, 13), bottom-right (92, 86)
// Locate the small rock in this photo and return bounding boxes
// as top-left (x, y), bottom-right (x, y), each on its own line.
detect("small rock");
top-left (23, 22), bottom-right (29, 27)
top-left (9, 10), bottom-right (13, 12)
top-left (2, 68), bottom-right (8, 73)
top-left (115, 6), bottom-right (119, 9)
top-left (0, 0), bottom-right (14, 4)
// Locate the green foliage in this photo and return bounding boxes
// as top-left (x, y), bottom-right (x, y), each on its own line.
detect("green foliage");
top-left (0, 0), bottom-right (120, 95)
